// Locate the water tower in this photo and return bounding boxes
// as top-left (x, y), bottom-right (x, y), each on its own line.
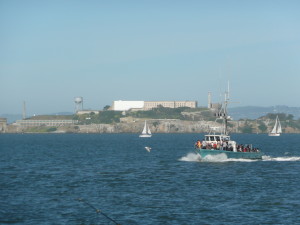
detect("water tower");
top-left (74, 97), bottom-right (83, 112)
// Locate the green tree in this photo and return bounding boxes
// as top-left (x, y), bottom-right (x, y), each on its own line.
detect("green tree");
top-left (153, 121), bottom-right (159, 127)
top-left (103, 105), bottom-right (110, 111)
top-left (240, 121), bottom-right (253, 133)
top-left (47, 127), bottom-right (57, 132)
top-left (73, 115), bottom-right (79, 120)
top-left (97, 111), bottom-right (122, 124)
top-left (258, 122), bottom-right (267, 133)
top-left (286, 114), bottom-right (294, 121)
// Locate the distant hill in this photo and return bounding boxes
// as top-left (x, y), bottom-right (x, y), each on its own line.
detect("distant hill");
top-left (228, 105), bottom-right (300, 120)
top-left (27, 115), bottom-right (73, 120)
top-left (2, 107), bottom-right (300, 124)
top-left (1, 112), bottom-right (73, 124)
top-left (50, 112), bottom-right (74, 116)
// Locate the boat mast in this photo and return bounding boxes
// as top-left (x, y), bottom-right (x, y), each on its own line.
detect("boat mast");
top-left (224, 82), bottom-right (230, 135)
top-left (219, 82), bottom-right (230, 135)
top-left (213, 81), bottom-right (232, 136)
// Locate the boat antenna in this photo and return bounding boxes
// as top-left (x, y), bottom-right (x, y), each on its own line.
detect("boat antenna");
top-left (217, 81), bottom-right (230, 135)
top-left (77, 198), bottom-right (121, 225)
top-left (227, 81), bottom-right (230, 100)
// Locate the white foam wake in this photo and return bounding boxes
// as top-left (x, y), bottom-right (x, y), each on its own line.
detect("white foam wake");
top-left (179, 152), bottom-right (257, 162)
top-left (262, 156), bottom-right (300, 161)
top-left (179, 153), bottom-right (300, 163)
top-left (179, 153), bottom-right (201, 162)
top-left (202, 154), bottom-right (261, 162)
top-left (201, 153), bottom-right (229, 162)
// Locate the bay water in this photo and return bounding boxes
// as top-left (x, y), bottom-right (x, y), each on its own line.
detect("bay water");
top-left (1, 133), bottom-right (300, 224)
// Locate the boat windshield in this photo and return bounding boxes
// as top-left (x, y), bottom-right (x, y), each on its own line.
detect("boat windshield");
top-left (205, 135), bottom-right (230, 142)
top-left (205, 136), bottom-right (221, 142)
top-left (205, 136), bottom-right (214, 141)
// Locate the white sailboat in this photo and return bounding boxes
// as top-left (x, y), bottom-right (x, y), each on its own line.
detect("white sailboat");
top-left (139, 121), bottom-right (152, 138)
top-left (269, 115), bottom-right (282, 136)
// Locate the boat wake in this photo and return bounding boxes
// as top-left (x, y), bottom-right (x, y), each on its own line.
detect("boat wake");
top-left (179, 153), bottom-right (258, 162)
top-left (179, 153), bottom-right (201, 162)
top-left (262, 156), bottom-right (300, 161)
top-left (179, 153), bottom-right (300, 162)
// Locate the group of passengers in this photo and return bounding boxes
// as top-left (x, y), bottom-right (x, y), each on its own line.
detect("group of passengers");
top-left (237, 144), bottom-right (260, 152)
top-left (195, 140), bottom-right (233, 151)
top-left (194, 140), bottom-right (260, 152)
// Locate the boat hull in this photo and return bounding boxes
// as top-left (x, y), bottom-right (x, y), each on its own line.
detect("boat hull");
top-left (195, 149), bottom-right (263, 160)
top-left (268, 133), bottom-right (280, 136)
top-left (139, 134), bottom-right (152, 138)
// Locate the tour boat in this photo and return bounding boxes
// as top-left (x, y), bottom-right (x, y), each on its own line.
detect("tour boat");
top-left (194, 86), bottom-right (263, 160)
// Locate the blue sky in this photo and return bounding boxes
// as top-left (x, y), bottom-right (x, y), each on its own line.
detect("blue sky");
top-left (1, 0), bottom-right (300, 115)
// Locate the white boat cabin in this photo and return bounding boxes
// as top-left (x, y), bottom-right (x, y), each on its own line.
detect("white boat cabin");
top-left (203, 134), bottom-right (237, 152)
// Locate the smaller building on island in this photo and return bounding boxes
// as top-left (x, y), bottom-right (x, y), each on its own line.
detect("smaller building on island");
top-left (0, 118), bottom-right (7, 133)
top-left (14, 115), bottom-right (78, 128)
top-left (15, 119), bottom-right (78, 127)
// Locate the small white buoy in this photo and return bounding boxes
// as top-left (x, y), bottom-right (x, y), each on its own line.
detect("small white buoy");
top-left (145, 146), bottom-right (151, 152)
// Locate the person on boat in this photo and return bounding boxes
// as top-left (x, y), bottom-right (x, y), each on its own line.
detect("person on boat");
top-left (213, 143), bottom-right (217, 149)
top-left (243, 145), bottom-right (249, 152)
top-left (202, 140), bottom-right (207, 149)
top-left (237, 144), bottom-right (242, 152)
top-left (195, 140), bottom-right (201, 149)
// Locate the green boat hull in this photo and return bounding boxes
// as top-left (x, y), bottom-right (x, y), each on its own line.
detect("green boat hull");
top-left (195, 149), bottom-right (263, 160)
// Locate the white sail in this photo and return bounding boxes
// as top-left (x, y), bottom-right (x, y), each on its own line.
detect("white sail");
top-left (276, 116), bottom-right (282, 133)
top-left (147, 126), bottom-right (152, 135)
top-left (139, 121), bottom-right (152, 137)
top-left (271, 118), bottom-right (278, 134)
top-left (269, 116), bottom-right (282, 136)
top-left (141, 121), bottom-right (147, 134)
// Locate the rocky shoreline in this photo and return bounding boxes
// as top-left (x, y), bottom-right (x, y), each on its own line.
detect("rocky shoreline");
top-left (3, 119), bottom-right (300, 134)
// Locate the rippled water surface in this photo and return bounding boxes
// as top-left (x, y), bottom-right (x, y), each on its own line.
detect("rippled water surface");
top-left (1, 133), bottom-right (300, 224)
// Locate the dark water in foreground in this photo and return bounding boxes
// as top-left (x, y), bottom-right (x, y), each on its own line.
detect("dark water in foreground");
top-left (1, 133), bottom-right (300, 225)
